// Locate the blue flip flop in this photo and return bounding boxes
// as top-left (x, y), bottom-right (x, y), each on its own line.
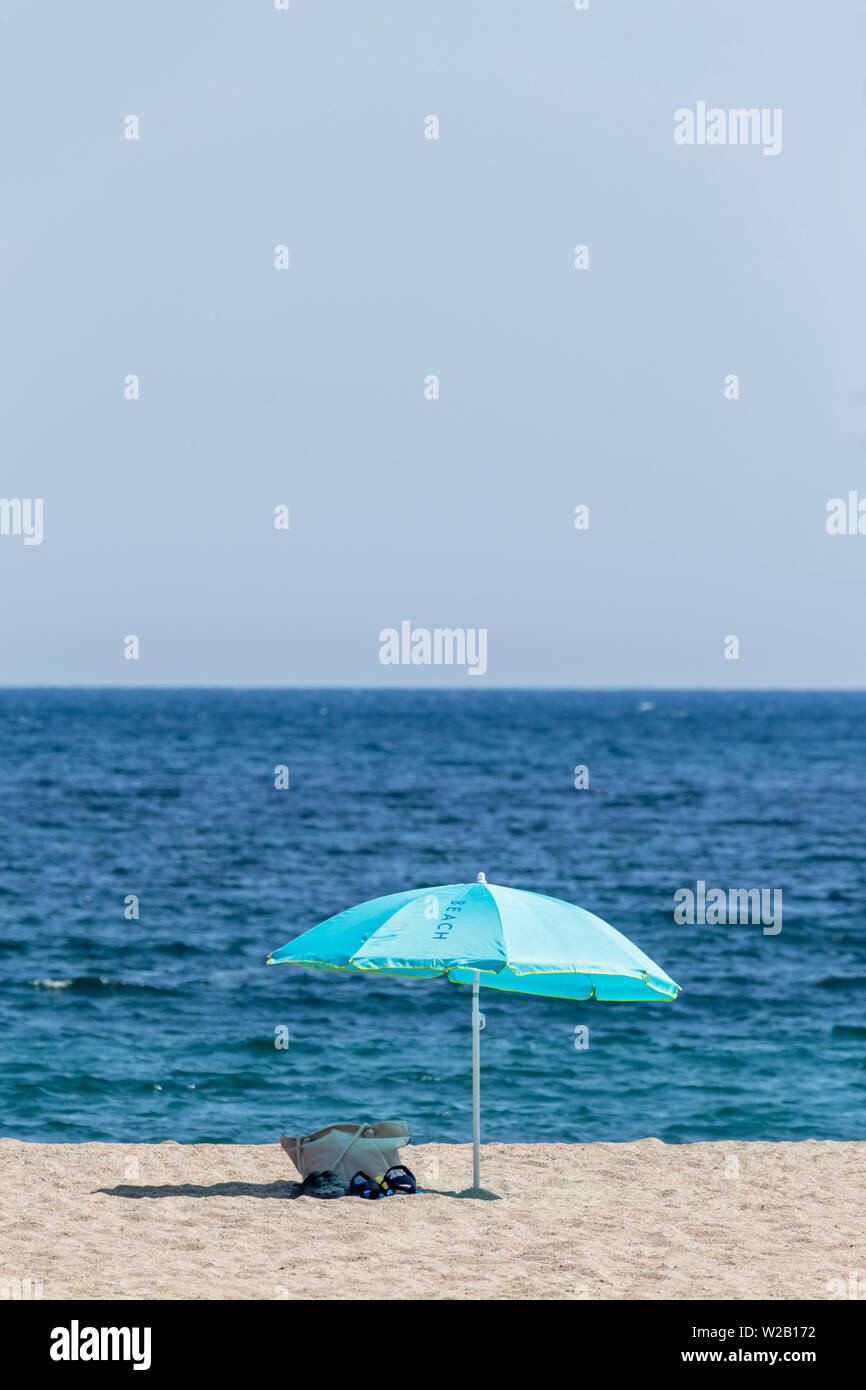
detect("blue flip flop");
top-left (381, 1165), bottom-right (418, 1194)
top-left (347, 1170), bottom-right (391, 1199)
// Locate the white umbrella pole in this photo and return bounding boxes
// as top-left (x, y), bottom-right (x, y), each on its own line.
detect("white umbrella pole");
top-left (471, 970), bottom-right (482, 1188)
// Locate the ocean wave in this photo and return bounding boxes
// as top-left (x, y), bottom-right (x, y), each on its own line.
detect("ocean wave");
top-left (28, 975), bottom-right (179, 996)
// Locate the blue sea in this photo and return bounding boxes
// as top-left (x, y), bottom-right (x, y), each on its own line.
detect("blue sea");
top-left (1, 689), bottom-right (864, 1145)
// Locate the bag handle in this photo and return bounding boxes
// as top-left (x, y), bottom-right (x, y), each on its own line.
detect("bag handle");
top-left (330, 1124), bottom-right (369, 1170)
top-left (291, 1122), bottom-right (382, 1175)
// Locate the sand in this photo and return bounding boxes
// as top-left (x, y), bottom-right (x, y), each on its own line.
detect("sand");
top-left (1, 1137), bottom-right (863, 1300)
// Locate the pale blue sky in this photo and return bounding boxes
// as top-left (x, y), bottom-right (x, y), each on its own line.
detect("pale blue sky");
top-left (1, 1), bottom-right (864, 685)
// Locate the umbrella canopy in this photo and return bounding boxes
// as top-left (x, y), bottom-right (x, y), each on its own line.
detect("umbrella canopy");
top-left (268, 877), bottom-right (678, 1001)
top-left (268, 876), bottom-right (679, 1186)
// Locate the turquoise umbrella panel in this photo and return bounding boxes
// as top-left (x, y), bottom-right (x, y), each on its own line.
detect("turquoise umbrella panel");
top-left (352, 882), bottom-right (506, 973)
top-left (267, 885), bottom-right (421, 968)
top-left (481, 883), bottom-right (677, 992)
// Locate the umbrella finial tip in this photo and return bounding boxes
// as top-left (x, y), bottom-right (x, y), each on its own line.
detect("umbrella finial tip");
top-left (477, 871), bottom-right (487, 883)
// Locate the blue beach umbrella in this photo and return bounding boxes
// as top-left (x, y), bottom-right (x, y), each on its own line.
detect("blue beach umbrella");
top-left (268, 874), bottom-right (679, 1188)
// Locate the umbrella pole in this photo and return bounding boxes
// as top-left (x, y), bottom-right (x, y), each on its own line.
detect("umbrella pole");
top-left (471, 970), bottom-right (481, 1188)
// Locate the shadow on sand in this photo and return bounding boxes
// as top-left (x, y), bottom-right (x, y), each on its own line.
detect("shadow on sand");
top-left (426, 1186), bottom-right (501, 1200)
top-left (96, 1181), bottom-right (307, 1200)
top-left (96, 1182), bottom-right (501, 1201)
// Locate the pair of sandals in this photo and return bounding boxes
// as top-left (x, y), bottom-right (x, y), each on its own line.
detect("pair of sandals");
top-left (347, 1165), bottom-right (418, 1199)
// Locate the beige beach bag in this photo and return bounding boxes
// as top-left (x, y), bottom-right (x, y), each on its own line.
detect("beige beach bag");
top-left (281, 1121), bottom-right (410, 1182)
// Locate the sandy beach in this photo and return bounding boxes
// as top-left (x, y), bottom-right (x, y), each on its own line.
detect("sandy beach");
top-left (1, 1137), bottom-right (863, 1301)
